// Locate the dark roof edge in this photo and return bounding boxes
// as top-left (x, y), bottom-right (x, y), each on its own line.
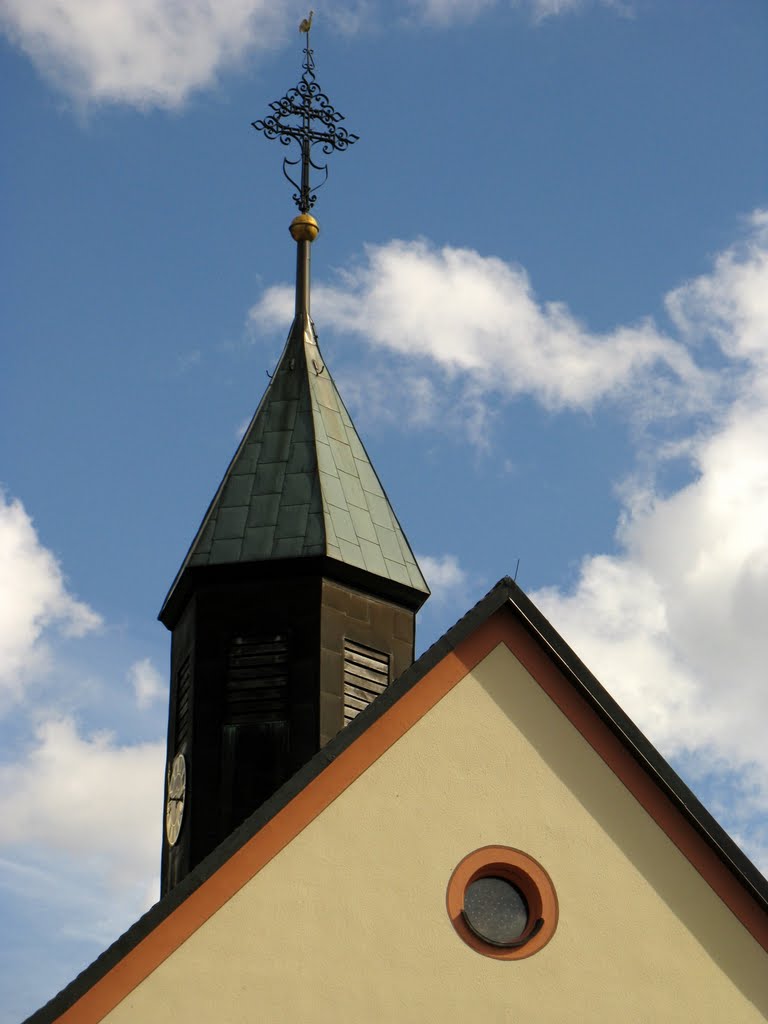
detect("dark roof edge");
top-left (23, 576), bottom-right (499, 1024)
top-left (25, 577), bottom-right (767, 1024)
top-left (325, 366), bottom-right (429, 597)
top-left (500, 578), bottom-right (768, 913)
top-left (158, 314), bottom-right (307, 622)
top-left (159, 554), bottom-right (429, 629)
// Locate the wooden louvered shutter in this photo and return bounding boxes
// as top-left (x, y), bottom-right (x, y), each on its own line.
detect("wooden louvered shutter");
top-left (175, 656), bottom-right (191, 749)
top-left (225, 635), bottom-right (289, 722)
top-left (343, 640), bottom-right (390, 724)
top-left (221, 634), bottom-right (290, 832)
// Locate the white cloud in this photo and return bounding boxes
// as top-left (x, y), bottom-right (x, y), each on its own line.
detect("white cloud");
top-left (418, 552), bottom-right (468, 596)
top-left (256, 213), bottom-right (768, 866)
top-left (408, 0), bottom-right (624, 25)
top-left (666, 210), bottom-right (768, 371)
top-left (0, 717), bottom-right (164, 895)
top-left (0, 0), bottom-right (288, 108)
top-left (338, 359), bottom-right (498, 448)
top-left (0, 495), bottom-right (165, 994)
top-left (0, 0), bottom-right (631, 109)
top-left (0, 494), bottom-right (101, 708)
top-left (252, 239), bottom-right (708, 417)
top-left (0, 717), bottom-right (165, 995)
top-left (235, 415), bottom-right (252, 441)
top-left (532, 212), bottom-right (768, 864)
top-left (129, 658), bottom-right (166, 710)
top-left (409, 0), bottom-right (497, 26)
top-left (527, 0), bottom-right (621, 18)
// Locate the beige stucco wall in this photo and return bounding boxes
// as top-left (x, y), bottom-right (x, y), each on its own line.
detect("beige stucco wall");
top-left (106, 644), bottom-right (768, 1023)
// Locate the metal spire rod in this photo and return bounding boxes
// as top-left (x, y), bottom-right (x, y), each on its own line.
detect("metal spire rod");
top-left (252, 12), bottom-right (359, 214)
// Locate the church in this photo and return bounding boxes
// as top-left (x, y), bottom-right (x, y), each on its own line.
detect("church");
top-left (25, 25), bottom-right (768, 1024)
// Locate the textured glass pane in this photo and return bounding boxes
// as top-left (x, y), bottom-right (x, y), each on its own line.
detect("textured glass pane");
top-left (464, 876), bottom-right (528, 945)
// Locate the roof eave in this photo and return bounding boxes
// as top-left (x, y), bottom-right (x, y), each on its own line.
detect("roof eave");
top-left (159, 554), bottom-right (429, 629)
top-left (28, 576), bottom-right (768, 1024)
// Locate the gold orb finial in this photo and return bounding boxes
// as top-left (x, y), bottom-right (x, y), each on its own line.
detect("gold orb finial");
top-left (289, 213), bottom-right (319, 242)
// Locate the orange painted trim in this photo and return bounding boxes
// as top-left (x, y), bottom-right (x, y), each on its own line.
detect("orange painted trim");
top-left (502, 612), bottom-right (768, 954)
top-left (54, 605), bottom-right (767, 1022)
top-left (55, 616), bottom-right (502, 1023)
top-left (446, 846), bottom-right (558, 960)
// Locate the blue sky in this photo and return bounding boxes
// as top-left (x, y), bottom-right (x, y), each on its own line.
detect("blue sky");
top-left (2, 1), bottom-right (767, 1019)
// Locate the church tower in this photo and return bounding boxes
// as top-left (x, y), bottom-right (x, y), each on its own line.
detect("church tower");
top-left (159, 26), bottom-right (429, 895)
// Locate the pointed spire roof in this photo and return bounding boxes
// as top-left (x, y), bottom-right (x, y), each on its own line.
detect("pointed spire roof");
top-left (161, 23), bottom-right (427, 624)
top-left (160, 313), bottom-right (429, 622)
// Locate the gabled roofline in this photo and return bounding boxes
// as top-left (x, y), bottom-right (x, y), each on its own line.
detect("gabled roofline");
top-left (26, 577), bottom-right (768, 1024)
top-left (499, 580), bottom-right (768, 912)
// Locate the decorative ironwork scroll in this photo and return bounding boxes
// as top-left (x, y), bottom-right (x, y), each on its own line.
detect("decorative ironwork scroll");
top-left (252, 19), bottom-right (359, 213)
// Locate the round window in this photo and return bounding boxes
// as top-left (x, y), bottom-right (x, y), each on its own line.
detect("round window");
top-left (463, 876), bottom-right (529, 945)
top-left (446, 846), bottom-right (558, 960)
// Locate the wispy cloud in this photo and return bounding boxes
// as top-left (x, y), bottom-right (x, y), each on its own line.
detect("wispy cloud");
top-left (0, 0), bottom-right (628, 109)
top-left (407, 0), bottom-right (497, 26)
top-left (0, 494), bottom-right (101, 710)
top-left (0, 715), bottom-right (163, 1014)
top-left (417, 552), bottom-right (468, 596)
top-left (0, 491), bottom-right (167, 994)
top-left (251, 238), bottom-right (711, 419)
top-left (0, 717), bottom-right (163, 870)
top-left (409, 0), bottom-right (622, 26)
top-left (0, 714), bottom-right (165, 954)
top-left (0, 0), bottom-right (288, 108)
top-left (253, 211), bottom-right (768, 864)
top-left (129, 658), bottom-right (166, 710)
top-left (531, 212), bottom-right (768, 866)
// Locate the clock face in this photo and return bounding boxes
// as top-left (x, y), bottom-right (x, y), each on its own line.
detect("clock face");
top-left (165, 753), bottom-right (186, 847)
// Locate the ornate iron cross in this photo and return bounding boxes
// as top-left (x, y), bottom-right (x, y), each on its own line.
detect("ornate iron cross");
top-left (252, 19), bottom-right (359, 214)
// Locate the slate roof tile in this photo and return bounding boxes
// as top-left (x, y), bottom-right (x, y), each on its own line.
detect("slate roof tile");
top-left (161, 314), bottom-right (429, 618)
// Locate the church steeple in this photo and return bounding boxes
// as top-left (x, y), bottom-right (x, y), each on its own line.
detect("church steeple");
top-left (159, 21), bottom-right (428, 895)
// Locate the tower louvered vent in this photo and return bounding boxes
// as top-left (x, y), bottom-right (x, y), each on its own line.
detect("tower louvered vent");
top-left (175, 656), bottom-right (191, 747)
top-left (225, 635), bottom-right (289, 721)
top-left (221, 634), bottom-right (290, 833)
top-left (343, 640), bottom-right (389, 724)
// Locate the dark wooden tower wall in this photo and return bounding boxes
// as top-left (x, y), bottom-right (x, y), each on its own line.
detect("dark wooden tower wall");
top-left (160, 46), bottom-right (429, 895)
top-left (161, 562), bottom-right (421, 894)
top-left (319, 578), bottom-right (415, 744)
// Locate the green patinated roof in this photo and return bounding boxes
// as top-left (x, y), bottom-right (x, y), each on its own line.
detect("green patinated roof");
top-left (162, 314), bottom-right (428, 612)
